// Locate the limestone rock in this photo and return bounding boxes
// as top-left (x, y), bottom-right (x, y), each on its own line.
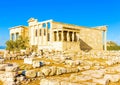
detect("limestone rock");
top-left (0, 59), bottom-right (4, 64)
top-left (0, 64), bottom-right (7, 71)
top-left (24, 58), bottom-right (33, 64)
top-left (60, 81), bottom-right (70, 85)
top-left (104, 74), bottom-right (120, 82)
top-left (37, 71), bottom-right (44, 77)
top-left (93, 78), bottom-right (110, 85)
top-left (48, 79), bottom-right (60, 85)
top-left (5, 64), bottom-right (19, 72)
top-left (49, 66), bottom-right (57, 76)
top-left (66, 68), bottom-right (72, 73)
top-left (40, 79), bottom-right (49, 85)
top-left (26, 70), bottom-right (36, 78)
top-left (4, 81), bottom-right (16, 85)
top-left (32, 61), bottom-right (40, 68)
top-left (41, 67), bottom-right (51, 76)
top-left (4, 72), bottom-right (17, 78)
top-left (56, 67), bottom-right (62, 75)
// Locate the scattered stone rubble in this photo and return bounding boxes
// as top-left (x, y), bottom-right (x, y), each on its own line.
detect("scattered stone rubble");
top-left (1, 50), bottom-right (120, 85)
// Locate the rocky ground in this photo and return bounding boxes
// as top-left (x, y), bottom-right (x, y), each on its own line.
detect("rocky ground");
top-left (1, 50), bottom-right (120, 85)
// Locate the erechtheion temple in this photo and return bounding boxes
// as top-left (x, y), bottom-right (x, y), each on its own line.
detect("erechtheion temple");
top-left (9, 18), bottom-right (107, 52)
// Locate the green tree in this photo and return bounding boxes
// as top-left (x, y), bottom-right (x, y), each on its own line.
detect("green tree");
top-left (6, 40), bottom-right (15, 51)
top-left (6, 36), bottom-right (29, 52)
top-left (16, 36), bottom-right (29, 50)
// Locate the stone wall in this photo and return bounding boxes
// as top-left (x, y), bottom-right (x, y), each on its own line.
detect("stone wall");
top-left (80, 28), bottom-right (103, 51)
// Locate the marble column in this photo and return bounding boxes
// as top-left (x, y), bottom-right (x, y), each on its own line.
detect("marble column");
top-left (72, 32), bottom-right (74, 42)
top-left (77, 32), bottom-right (79, 42)
top-left (61, 30), bottom-right (63, 41)
top-left (33, 26), bottom-right (36, 44)
top-left (42, 26), bottom-right (44, 45)
top-left (104, 30), bottom-right (107, 51)
top-left (14, 33), bottom-right (16, 41)
top-left (37, 25), bottom-right (39, 45)
top-left (67, 31), bottom-right (70, 42)
top-left (46, 23), bottom-right (48, 41)
top-left (57, 31), bottom-right (59, 41)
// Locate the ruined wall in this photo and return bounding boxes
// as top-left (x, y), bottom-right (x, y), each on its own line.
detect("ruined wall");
top-left (79, 28), bottom-right (103, 51)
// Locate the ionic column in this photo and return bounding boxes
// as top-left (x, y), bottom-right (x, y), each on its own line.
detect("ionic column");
top-left (67, 31), bottom-right (70, 42)
top-left (57, 31), bottom-right (59, 41)
top-left (34, 26), bottom-right (36, 44)
top-left (104, 30), bottom-right (107, 51)
top-left (61, 30), bottom-right (63, 41)
top-left (72, 32), bottom-right (74, 42)
top-left (76, 32), bottom-right (79, 42)
top-left (46, 23), bottom-right (48, 41)
top-left (53, 31), bottom-right (55, 41)
top-left (14, 33), bottom-right (16, 41)
top-left (37, 25), bottom-right (39, 45)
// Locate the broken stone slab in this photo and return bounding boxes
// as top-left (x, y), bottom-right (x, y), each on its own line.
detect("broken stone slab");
top-left (40, 79), bottom-right (49, 85)
top-left (25, 70), bottom-right (37, 78)
top-left (5, 77), bottom-right (15, 82)
top-left (0, 59), bottom-right (4, 64)
top-left (69, 83), bottom-right (83, 85)
top-left (24, 58), bottom-right (33, 64)
top-left (41, 67), bottom-right (51, 76)
top-left (48, 79), bottom-right (60, 85)
top-left (49, 66), bottom-right (57, 76)
top-left (70, 74), bottom-right (92, 82)
top-left (44, 61), bottom-right (50, 65)
top-left (0, 64), bottom-right (8, 71)
top-left (66, 67), bottom-right (72, 73)
top-left (71, 67), bottom-right (79, 73)
top-left (77, 66), bottom-right (84, 71)
top-left (56, 67), bottom-right (62, 75)
top-left (58, 67), bottom-right (67, 74)
top-left (93, 78), bottom-right (110, 85)
top-left (83, 65), bottom-right (90, 70)
top-left (5, 64), bottom-right (19, 72)
top-left (65, 60), bottom-right (74, 66)
top-left (3, 81), bottom-right (16, 85)
top-left (32, 61), bottom-right (40, 68)
top-left (37, 71), bottom-right (45, 77)
top-left (81, 82), bottom-right (97, 85)
top-left (60, 81), bottom-right (70, 85)
top-left (32, 61), bottom-right (44, 68)
top-left (16, 75), bottom-right (25, 82)
top-left (104, 74), bottom-right (120, 82)
top-left (105, 67), bottom-right (116, 74)
top-left (0, 73), bottom-right (5, 81)
top-left (4, 72), bottom-right (17, 78)
top-left (90, 73), bottom-right (104, 79)
top-left (75, 60), bottom-right (81, 65)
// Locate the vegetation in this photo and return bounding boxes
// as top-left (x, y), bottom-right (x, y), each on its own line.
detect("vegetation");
top-left (107, 41), bottom-right (120, 50)
top-left (6, 36), bottom-right (29, 52)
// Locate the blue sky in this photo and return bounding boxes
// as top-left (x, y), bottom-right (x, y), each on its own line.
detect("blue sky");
top-left (0, 0), bottom-right (120, 46)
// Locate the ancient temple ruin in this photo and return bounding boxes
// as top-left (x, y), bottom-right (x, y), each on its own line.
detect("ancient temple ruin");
top-left (9, 18), bottom-right (107, 52)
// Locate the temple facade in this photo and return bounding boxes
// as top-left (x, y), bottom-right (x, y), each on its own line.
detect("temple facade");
top-left (9, 18), bottom-right (107, 52)
top-left (9, 26), bottom-right (28, 41)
